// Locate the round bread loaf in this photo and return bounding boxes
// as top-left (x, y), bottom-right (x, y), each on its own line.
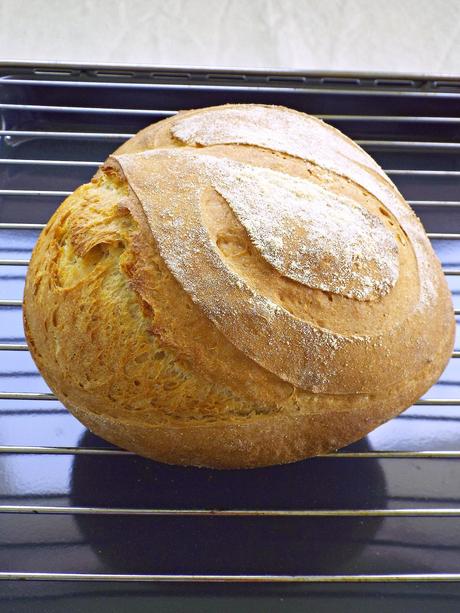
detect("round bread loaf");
top-left (23, 104), bottom-right (455, 469)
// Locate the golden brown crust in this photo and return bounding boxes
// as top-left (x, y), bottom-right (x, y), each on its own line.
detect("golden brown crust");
top-left (65, 387), bottom-right (433, 470)
top-left (23, 104), bottom-right (455, 468)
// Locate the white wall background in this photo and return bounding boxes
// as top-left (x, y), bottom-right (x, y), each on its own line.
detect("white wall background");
top-left (0, 0), bottom-right (459, 75)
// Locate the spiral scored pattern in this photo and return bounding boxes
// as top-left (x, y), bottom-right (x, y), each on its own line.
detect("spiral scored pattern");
top-left (110, 104), bottom-right (452, 395)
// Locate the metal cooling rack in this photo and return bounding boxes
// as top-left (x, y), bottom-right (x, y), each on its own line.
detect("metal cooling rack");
top-left (1, 63), bottom-right (460, 611)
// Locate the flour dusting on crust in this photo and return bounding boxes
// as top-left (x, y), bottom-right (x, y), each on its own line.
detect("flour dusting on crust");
top-left (113, 148), bottom-right (356, 392)
top-left (171, 106), bottom-right (385, 178)
top-left (111, 122), bottom-right (445, 393)
top-left (172, 105), bottom-right (437, 309)
top-left (205, 159), bottom-right (399, 300)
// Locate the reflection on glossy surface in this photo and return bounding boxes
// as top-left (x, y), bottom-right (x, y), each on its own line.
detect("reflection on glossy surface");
top-left (70, 433), bottom-right (387, 575)
top-left (2, 581), bottom-right (460, 613)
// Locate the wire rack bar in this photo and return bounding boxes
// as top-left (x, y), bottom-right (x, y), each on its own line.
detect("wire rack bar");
top-left (409, 201), bottom-right (460, 207)
top-left (4, 303), bottom-right (460, 314)
top-left (428, 233), bottom-right (460, 239)
top-left (321, 115), bottom-right (460, 123)
top-left (0, 223), bottom-right (45, 230)
top-left (5, 129), bottom-right (460, 162)
top-left (0, 225), bottom-right (456, 238)
top-left (359, 140), bottom-right (460, 150)
top-left (0, 343), bottom-right (29, 351)
top-left (7, 163), bottom-right (460, 181)
top-left (1, 505), bottom-right (460, 517)
top-left (3, 103), bottom-right (460, 124)
top-left (0, 159), bottom-right (99, 167)
top-left (0, 393), bottom-right (459, 404)
top-left (2, 342), bottom-right (460, 358)
top-left (0, 130), bottom-right (131, 139)
top-left (1, 155), bottom-right (460, 180)
top-left (0, 189), bottom-right (72, 196)
top-left (387, 170), bottom-right (460, 176)
top-left (0, 157), bottom-right (460, 178)
top-left (2, 186), bottom-right (460, 211)
top-left (0, 392), bottom-right (56, 400)
top-left (1, 140), bottom-right (460, 159)
top-left (0, 571), bottom-right (460, 583)
top-left (0, 155), bottom-right (459, 179)
top-left (1, 445), bottom-right (460, 459)
top-left (0, 260), bottom-right (29, 266)
top-left (0, 344), bottom-right (28, 350)
top-left (0, 103), bottom-right (176, 116)
top-left (2, 259), bottom-right (459, 274)
top-left (415, 399), bottom-right (460, 405)
top-left (3, 77), bottom-right (460, 98)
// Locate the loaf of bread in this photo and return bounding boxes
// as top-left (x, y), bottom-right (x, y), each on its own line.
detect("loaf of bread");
top-left (23, 104), bottom-right (455, 468)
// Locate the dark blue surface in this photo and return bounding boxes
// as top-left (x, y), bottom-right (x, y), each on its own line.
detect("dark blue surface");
top-left (1, 66), bottom-right (460, 611)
